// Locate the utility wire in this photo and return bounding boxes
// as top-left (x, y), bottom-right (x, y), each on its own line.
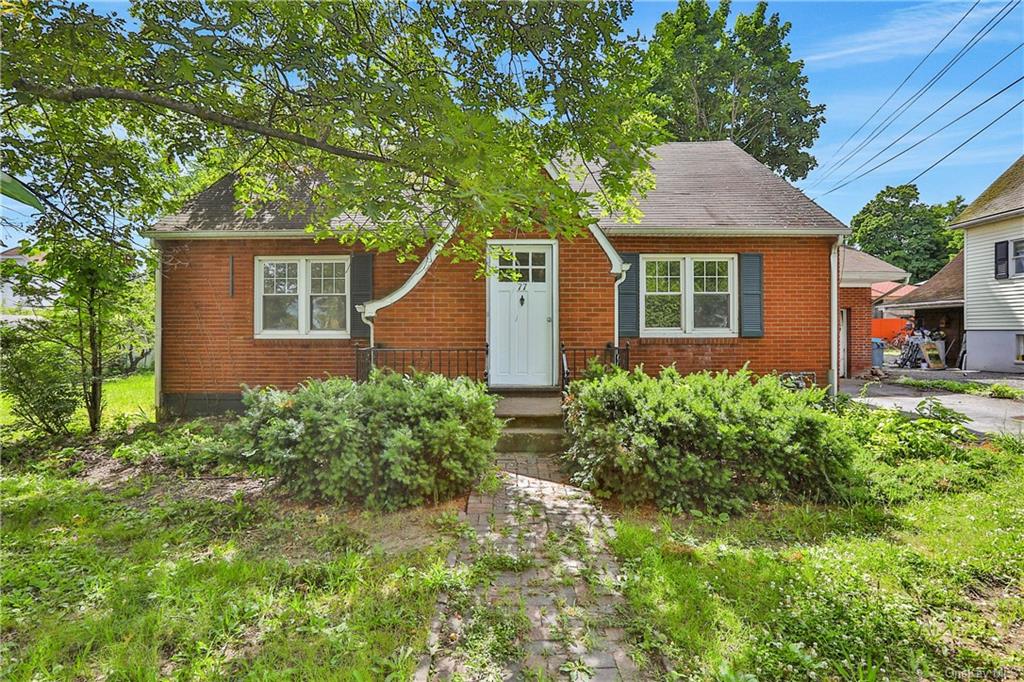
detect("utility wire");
top-left (908, 97), bottom-right (1023, 184)
top-left (809, 0), bottom-right (1017, 189)
top-left (809, 0), bottom-right (981, 183)
top-left (826, 41), bottom-right (1024, 191)
top-left (821, 0), bottom-right (1021, 184)
top-left (815, 76), bottom-right (1024, 198)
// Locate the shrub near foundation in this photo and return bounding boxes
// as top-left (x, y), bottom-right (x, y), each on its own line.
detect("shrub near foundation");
top-left (231, 371), bottom-right (501, 510)
top-left (563, 367), bottom-right (855, 513)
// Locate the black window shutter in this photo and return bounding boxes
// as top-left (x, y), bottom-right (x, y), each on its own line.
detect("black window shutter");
top-left (350, 252), bottom-right (373, 338)
top-left (618, 253), bottom-right (640, 338)
top-left (995, 240), bottom-right (1009, 279)
top-left (739, 253), bottom-right (764, 338)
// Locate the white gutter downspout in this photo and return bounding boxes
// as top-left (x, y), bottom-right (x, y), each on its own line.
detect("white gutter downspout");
top-left (356, 223), bottom-right (457, 345)
top-left (613, 262), bottom-right (630, 347)
top-left (151, 238), bottom-right (163, 418)
top-left (830, 235), bottom-right (842, 396)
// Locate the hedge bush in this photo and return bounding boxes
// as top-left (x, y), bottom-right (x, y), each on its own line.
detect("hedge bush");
top-left (562, 366), bottom-right (855, 513)
top-left (0, 324), bottom-right (80, 435)
top-left (229, 371), bottom-right (501, 510)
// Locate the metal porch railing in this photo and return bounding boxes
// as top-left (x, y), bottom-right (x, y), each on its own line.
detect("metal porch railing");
top-left (355, 345), bottom-right (489, 383)
top-left (560, 342), bottom-right (630, 389)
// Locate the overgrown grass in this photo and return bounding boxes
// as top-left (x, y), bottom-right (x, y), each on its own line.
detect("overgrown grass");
top-left (895, 376), bottom-right (1024, 401)
top-left (0, 371), bottom-right (156, 432)
top-left (0, 451), bottom-right (454, 679)
top-left (610, 435), bottom-right (1024, 680)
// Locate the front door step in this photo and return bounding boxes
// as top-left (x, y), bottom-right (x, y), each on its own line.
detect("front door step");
top-left (495, 395), bottom-right (565, 455)
top-left (497, 425), bottom-right (565, 454)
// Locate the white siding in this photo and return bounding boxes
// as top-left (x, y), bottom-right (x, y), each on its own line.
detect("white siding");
top-left (964, 215), bottom-right (1024, 331)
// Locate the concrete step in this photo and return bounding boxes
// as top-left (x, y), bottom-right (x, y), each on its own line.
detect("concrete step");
top-left (497, 425), bottom-right (565, 454)
top-left (502, 412), bottom-right (563, 430)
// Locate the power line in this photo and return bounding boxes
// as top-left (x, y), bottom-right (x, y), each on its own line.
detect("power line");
top-left (825, 41), bottom-right (1024, 191)
top-left (815, 76), bottom-right (1024, 198)
top-left (821, 0), bottom-right (1021, 184)
top-left (809, 0), bottom-right (1018, 189)
top-left (809, 0), bottom-right (981, 184)
top-left (908, 98), bottom-right (1023, 184)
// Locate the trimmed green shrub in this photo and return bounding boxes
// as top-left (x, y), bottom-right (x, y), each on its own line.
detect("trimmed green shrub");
top-left (229, 371), bottom-right (501, 510)
top-left (563, 366), bottom-right (855, 513)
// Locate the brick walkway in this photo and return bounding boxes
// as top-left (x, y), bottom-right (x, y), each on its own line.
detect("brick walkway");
top-left (417, 454), bottom-right (639, 681)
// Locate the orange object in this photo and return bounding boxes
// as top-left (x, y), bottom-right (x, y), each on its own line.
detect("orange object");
top-left (872, 318), bottom-right (908, 343)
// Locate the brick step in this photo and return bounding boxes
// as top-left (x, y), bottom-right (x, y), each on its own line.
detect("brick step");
top-left (497, 425), bottom-right (565, 454)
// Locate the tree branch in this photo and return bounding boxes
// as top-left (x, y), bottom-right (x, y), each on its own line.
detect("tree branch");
top-left (12, 79), bottom-right (398, 167)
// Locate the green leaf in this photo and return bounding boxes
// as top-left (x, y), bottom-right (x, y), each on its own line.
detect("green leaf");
top-left (1, 172), bottom-right (43, 211)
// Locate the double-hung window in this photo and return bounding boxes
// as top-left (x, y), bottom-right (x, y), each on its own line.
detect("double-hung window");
top-left (640, 255), bottom-right (737, 337)
top-left (255, 256), bottom-right (350, 338)
top-left (1013, 239), bottom-right (1024, 277)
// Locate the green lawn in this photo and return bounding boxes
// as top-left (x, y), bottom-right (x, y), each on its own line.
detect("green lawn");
top-left (0, 451), bottom-right (458, 680)
top-left (0, 372), bottom-right (155, 431)
top-left (609, 437), bottom-right (1024, 680)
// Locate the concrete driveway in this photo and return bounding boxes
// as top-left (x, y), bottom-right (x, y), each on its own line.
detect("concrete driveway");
top-left (842, 379), bottom-right (1024, 436)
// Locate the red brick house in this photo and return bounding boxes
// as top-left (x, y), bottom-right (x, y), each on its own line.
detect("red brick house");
top-left (146, 141), bottom-right (884, 417)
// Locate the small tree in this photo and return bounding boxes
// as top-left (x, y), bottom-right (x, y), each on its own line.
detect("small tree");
top-left (2, 235), bottom-right (152, 432)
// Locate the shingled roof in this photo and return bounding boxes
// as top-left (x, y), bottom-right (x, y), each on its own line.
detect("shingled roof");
top-left (951, 155), bottom-right (1024, 228)
top-left (147, 173), bottom-right (374, 234)
top-left (149, 141), bottom-right (849, 236)
top-left (565, 141), bottom-right (849, 234)
top-left (839, 246), bottom-right (908, 284)
top-left (893, 251), bottom-right (964, 307)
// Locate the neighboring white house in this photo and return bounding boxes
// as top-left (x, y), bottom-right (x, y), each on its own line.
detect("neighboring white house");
top-left (954, 156), bottom-right (1024, 374)
top-left (0, 246), bottom-right (38, 309)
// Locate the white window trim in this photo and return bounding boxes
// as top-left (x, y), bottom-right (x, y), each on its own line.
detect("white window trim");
top-left (1012, 239), bottom-right (1024, 278)
top-left (254, 255), bottom-right (351, 339)
top-left (639, 254), bottom-right (739, 338)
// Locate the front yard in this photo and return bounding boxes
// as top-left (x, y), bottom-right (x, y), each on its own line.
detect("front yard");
top-left (1, 369), bottom-right (1022, 680)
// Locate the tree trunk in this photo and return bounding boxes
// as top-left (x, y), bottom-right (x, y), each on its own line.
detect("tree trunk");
top-left (86, 290), bottom-right (103, 432)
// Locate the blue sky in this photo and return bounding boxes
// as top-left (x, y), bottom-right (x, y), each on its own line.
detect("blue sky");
top-left (2, 1), bottom-right (1021, 241)
top-left (624, 0), bottom-right (1023, 222)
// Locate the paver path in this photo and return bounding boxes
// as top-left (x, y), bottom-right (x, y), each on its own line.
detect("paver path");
top-left (417, 454), bottom-right (640, 681)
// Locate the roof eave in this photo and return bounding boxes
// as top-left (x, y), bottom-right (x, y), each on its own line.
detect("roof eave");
top-left (879, 298), bottom-right (964, 311)
top-left (143, 229), bottom-right (315, 239)
top-left (600, 226), bottom-right (851, 237)
top-left (950, 207), bottom-right (1024, 229)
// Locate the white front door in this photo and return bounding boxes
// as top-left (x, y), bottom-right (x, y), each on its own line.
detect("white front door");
top-left (488, 242), bottom-right (556, 387)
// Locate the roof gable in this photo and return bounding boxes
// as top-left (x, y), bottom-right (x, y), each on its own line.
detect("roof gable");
top-left (952, 155), bottom-right (1024, 228)
top-left (565, 141), bottom-right (849, 234)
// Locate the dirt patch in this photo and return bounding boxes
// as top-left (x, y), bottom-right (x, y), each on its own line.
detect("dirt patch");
top-left (77, 448), bottom-right (274, 503)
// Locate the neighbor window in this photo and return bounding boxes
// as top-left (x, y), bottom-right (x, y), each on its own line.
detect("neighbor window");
top-left (255, 256), bottom-right (349, 338)
top-left (1013, 239), bottom-right (1024, 277)
top-left (640, 255), bottom-right (737, 336)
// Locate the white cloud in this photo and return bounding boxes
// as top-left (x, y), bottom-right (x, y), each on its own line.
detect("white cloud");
top-left (804, 2), bottom-right (1019, 70)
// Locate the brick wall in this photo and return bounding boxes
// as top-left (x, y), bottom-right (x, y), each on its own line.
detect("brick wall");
top-left (159, 232), bottom-right (845, 410)
top-left (158, 238), bottom-right (418, 398)
top-left (610, 236), bottom-right (835, 380)
top-left (373, 229), bottom-right (617, 348)
top-left (840, 286), bottom-right (874, 376)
